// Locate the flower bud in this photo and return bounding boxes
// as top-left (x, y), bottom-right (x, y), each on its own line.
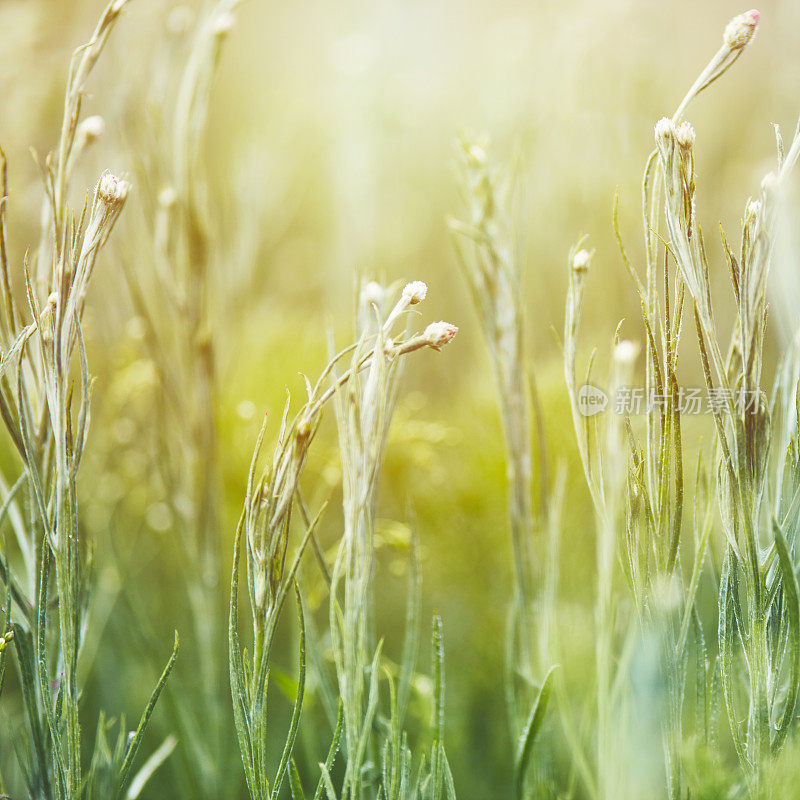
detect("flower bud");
top-left (675, 121), bottom-right (696, 149)
top-left (362, 281), bottom-right (384, 307)
top-left (614, 340), bottom-right (640, 366)
top-left (158, 186), bottom-right (178, 209)
top-left (423, 321), bottom-right (458, 349)
top-left (97, 172), bottom-right (131, 210)
top-left (402, 280), bottom-right (428, 306)
top-left (78, 115), bottom-right (105, 145)
top-left (212, 11), bottom-right (236, 37)
top-left (572, 249), bottom-right (592, 273)
top-left (654, 117), bottom-right (675, 145)
top-left (724, 9), bottom-right (759, 50)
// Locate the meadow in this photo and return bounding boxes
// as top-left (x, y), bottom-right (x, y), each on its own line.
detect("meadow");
top-left (1, 1), bottom-right (800, 798)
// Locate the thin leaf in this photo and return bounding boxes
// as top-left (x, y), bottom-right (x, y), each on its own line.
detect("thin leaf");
top-left (514, 664), bottom-right (558, 799)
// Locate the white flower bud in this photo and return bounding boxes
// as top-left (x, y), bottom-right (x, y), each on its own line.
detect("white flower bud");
top-left (654, 117), bottom-right (675, 145)
top-left (402, 280), bottom-right (428, 306)
top-left (572, 249), bottom-right (592, 273)
top-left (362, 281), bottom-right (384, 307)
top-left (158, 186), bottom-right (178, 208)
top-left (675, 121), bottom-right (696, 149)
top-left (78, 115), bottom-right (105, 144)
top-left (212, 11), bottom-right (236, 37)
top-left (423, 321), bottom-right (458, 349)
top-left (724, 9), bottom-right (759, 50)
top-left (97, 173), bottom-right (131, 209)
top-left (614, 340), bottom-right (639, 366)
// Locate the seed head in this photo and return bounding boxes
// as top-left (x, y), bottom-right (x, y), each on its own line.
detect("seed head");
top-left (402, 281), bottom-right (428, 306)
top-left (724, 9), bottom-right (759, 50)
top-left (97, 173), bottom-right (131, 210)
top-left (423, 321), bottom-right (458, 349)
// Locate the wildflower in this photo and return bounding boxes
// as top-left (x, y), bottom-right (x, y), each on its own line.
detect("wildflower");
top-left (654, 117), bottom-right (674, 145)
top-left (402, 280), bottom-right (428, 305)
top-left (97, 172), bottom-right (131, 210)
top-left (423, 321), bottom-right (458, 349)
top-left (362, 281), bottom-right (384, 307)
top-left (723, 9), bottom-right (759, 50)
top-left (571, 249), bottom-right (592, 273)
top-left (675, 121), bottom-right (696, 149)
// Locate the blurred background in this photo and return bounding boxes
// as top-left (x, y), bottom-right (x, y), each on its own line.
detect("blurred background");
top-left (1, 0), bottom-right (799, 796)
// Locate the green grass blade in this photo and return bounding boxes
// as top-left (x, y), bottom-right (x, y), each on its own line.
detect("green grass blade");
top-left (514, 664), bottom-right (558, 799)
top-left (13, 622), bottom-right (53, 799)
top-left (771, 517), bottom-right (800, 754)
top-left (398, 525), bottom-right (421, 727)
top-left (116, 631), bottom-right (179, 800)
top-left (313, 701), bottom-right (344, 800)
top-left (229, 514), bottom-right (257, 797)
top-left (430, 614), bottom-right (445, 800)
top-left (271, 583), bottom-right (307, 800)
top-left (125, 735), bottom-right (177, 799)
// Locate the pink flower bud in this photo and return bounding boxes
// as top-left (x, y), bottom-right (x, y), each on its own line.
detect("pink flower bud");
top-left (724, 9), bottom-right (759, 50)
top-left (424, 321), bottom-right (458, 349)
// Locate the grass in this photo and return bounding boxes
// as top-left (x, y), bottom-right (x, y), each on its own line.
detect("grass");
top-left (1, 3), bottom-right (800, 800)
